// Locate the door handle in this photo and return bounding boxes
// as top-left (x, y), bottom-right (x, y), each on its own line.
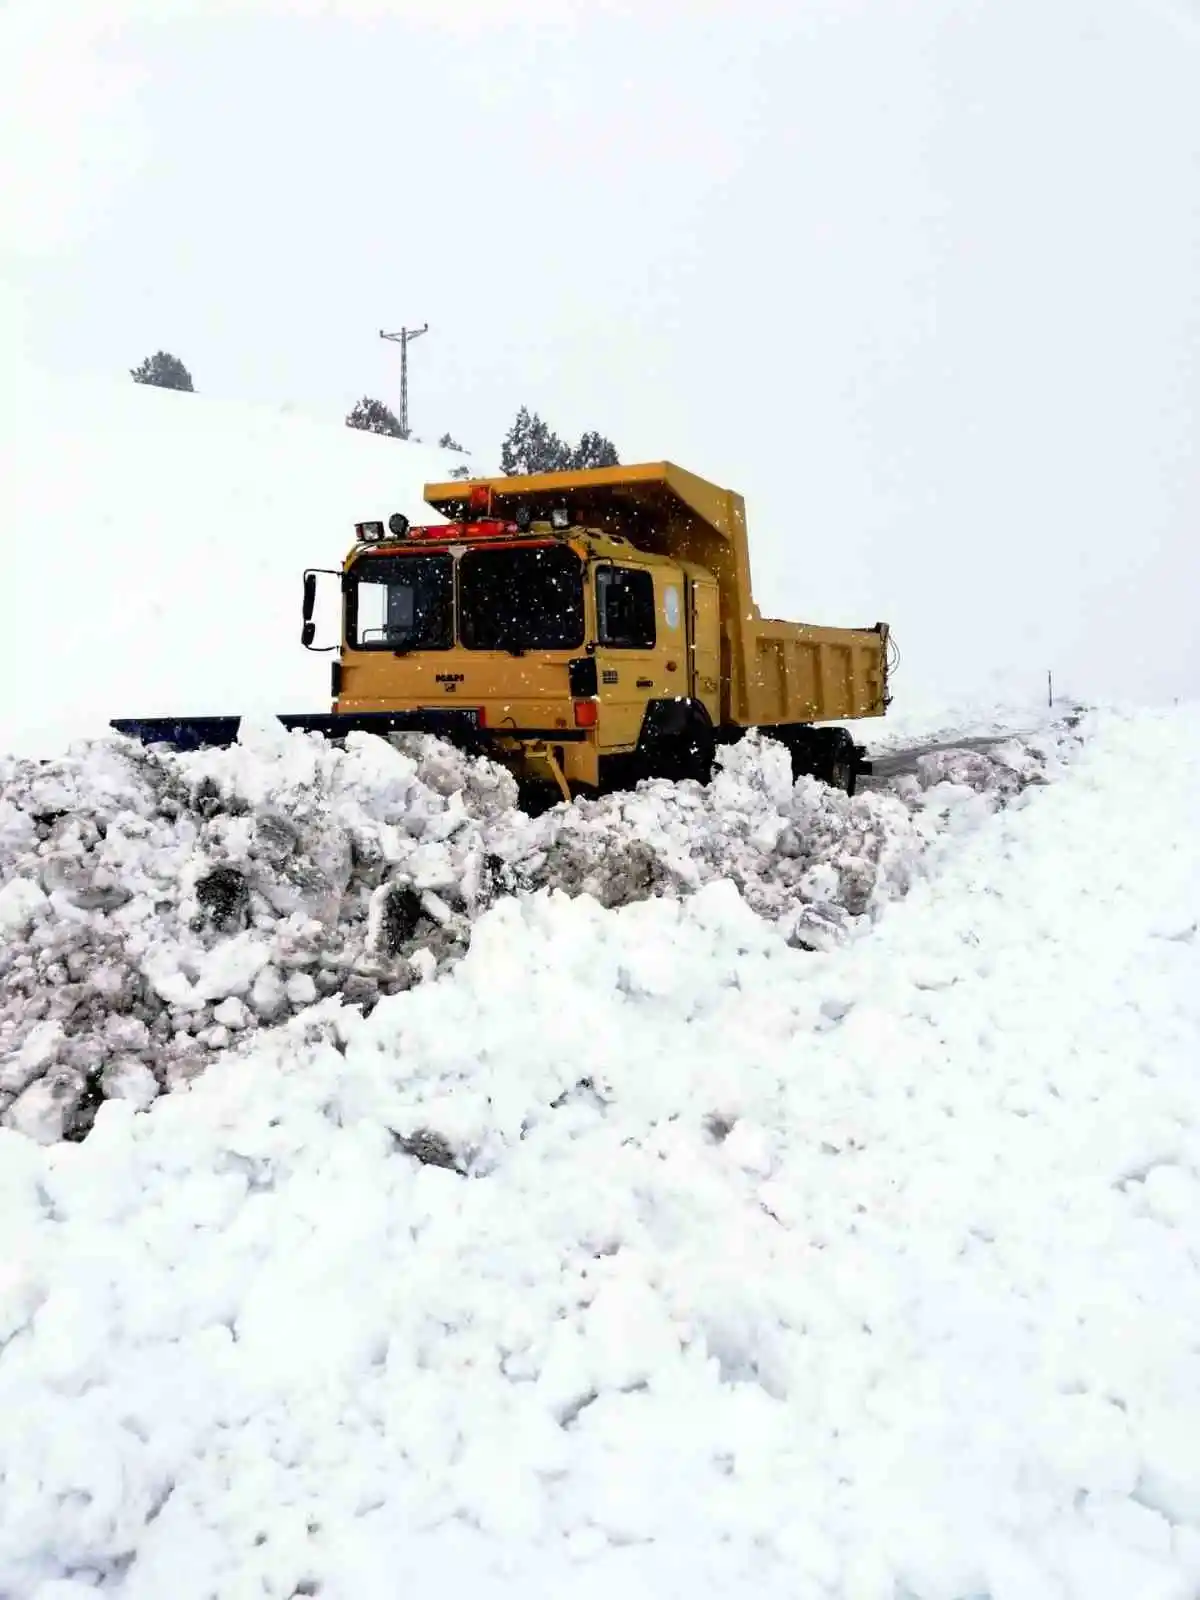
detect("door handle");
top-left (636, 677), bottom-right (654, 689)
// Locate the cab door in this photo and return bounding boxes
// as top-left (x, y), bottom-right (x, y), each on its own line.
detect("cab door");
top-left (688, 574), bottom-right (722, 726)
top-left (593, 564), bottom-right (683, 751)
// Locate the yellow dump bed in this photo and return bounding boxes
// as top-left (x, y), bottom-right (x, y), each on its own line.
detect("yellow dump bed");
top-left (426, 461), bottom-right (888, 729)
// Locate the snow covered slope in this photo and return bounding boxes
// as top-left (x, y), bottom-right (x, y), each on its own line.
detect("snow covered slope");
top-left (0, 368), bottom-right (457, 756)
top-left (2, 707), bottom-right (1199, 1598)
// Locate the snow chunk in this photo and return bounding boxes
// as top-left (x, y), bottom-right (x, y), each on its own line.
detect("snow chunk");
top-left (99, 1057), bottom-right (158, 1109)
top-left (194, 933), bottom-right (272, 1000)
top-left (285, 971), bottom-right (318, 1008)
top-left (0, 875), bottom-right (46, 934)
top-left (211, 996), bottom-right (249, 1030)
top-left (5, 1072), bottom-right (81, 1143)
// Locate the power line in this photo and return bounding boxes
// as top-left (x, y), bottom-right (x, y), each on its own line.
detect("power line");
top-left (378, 323), bottom-right (428, 440)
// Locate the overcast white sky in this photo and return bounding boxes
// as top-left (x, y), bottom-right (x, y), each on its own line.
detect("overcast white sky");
top-left (2, 0), bottom-right (1199, 707)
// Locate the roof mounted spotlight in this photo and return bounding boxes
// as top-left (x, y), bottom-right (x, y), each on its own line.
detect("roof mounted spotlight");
top-left (355, 520), bottom-right (385, 542)
top-left (388, 512), bottom-right (410, 538)
top-left (550, 506), bottom-right (571, 531)
top-left (514, 505), bottom-right (533, 532)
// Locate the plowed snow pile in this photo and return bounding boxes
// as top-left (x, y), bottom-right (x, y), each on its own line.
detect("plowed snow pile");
top-left (0, 724), bottom-right (1059, 1142)
top-left (4, 707), bottom-right (1200, 1600)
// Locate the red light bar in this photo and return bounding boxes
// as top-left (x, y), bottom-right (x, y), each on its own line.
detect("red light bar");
top-left (463, 519), bottom-right (517, 540)
top-left (403, 520), bottom-right (518, 542)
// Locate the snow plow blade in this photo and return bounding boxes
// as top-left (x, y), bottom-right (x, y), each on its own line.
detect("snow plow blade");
top-left (110, 710), bottom-right (492, 754)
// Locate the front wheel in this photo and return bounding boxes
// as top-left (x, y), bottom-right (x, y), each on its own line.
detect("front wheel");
top-left (664, 724), bottom-right (714, 785)
top-left (649, 720), bottom-right (715, 786)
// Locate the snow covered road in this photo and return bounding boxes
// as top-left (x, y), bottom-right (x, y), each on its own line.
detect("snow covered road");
top-left (2, 708), bottom-right (1199, 1599)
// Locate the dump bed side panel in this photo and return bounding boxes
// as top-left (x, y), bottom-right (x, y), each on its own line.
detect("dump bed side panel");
top-left (736, 621), bottom-right (888, 727)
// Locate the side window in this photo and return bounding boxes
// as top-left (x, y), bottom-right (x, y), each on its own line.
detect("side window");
top-left (597, 566), bottom-right (656, 649)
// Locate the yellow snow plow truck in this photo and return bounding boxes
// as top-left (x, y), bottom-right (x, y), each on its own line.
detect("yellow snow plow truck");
top-left (114, 463), bottom-right (891, 800)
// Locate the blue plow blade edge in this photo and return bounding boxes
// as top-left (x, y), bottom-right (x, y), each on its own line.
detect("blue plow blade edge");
top-left (109, 711), bottom-right (491, 753)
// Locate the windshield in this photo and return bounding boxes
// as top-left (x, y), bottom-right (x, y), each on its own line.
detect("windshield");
top-left (347, 553), bottom-right (453, 651)
top-left (459, 545), bottom-right (584, 652)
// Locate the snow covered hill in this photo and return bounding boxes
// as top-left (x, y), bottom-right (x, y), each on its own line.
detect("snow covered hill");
top-left (0, 368), bottom-right (459, 756)
top-left (1, 706), bottom-right (1199, 1598)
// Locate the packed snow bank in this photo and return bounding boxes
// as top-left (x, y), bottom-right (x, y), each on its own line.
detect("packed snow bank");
top-left (0, 706), bottom-right (1197, 1599)
top-left (0, 367), bottom-right (460, 756)
top-left (0, 724), bottom-right (1067, 1142)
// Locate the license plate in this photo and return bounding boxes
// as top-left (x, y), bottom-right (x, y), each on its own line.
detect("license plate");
top-left (420, 706), bottom-right (481, 726)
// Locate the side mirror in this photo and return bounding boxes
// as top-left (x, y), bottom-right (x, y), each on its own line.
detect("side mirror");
top-left (300, 568), bottom-right (341, 653)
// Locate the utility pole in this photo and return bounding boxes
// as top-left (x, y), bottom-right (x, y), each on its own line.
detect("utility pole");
top-left (379, 323), bottom-right (428, 440)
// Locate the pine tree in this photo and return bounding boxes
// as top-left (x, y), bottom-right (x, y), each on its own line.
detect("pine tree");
top-left (572, 430), bottom-right (620, 470)
top-left (500, 406), bottom-right (572, 475)
top-left (130, 352), bottom-right (194, 392)
top-left (346, 397), bottom-right (403, 437)
top-left (438, 432), bottom-right (466, 452)
top-left (500, 407), bottom-right (620, 474)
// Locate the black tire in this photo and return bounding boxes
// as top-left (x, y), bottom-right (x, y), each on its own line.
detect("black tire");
top-left (651, 718), bottom-right (715, 785)
top-left (779, 728), bottom-right (819, 785)
top-left (678, 721), bottom-right (715, 785)
top-left (819, 729), bottom-right (858, 795)
top-left (830, 751), bottom-right (856, 795)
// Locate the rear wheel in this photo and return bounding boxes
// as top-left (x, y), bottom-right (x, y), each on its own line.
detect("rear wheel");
top-left (829, 751), bottom-right (855, 794)
top-left (777, 726), bottom-right (858, 794)
top-left (818, 729), bottom-right (858, 795)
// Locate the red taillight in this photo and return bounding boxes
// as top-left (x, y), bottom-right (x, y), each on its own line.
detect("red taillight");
top-left (573, 699), bottom-right (598, 728)
top-left (476, 707), bottom-right (487, 728)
